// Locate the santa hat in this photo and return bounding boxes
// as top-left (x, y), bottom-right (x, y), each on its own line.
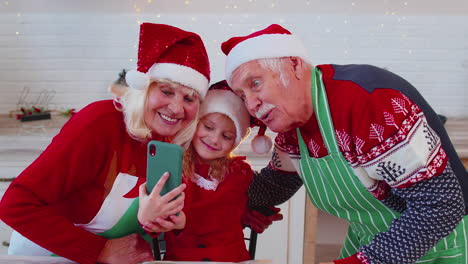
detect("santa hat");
top-left (201, 81), bottom-right (273, 154)
top-left (199, 80), bottom-right (250, 147)
top-left (126, 23), bottom-right (210, 98)
top-left (221, 24), bottom-right (310, 84)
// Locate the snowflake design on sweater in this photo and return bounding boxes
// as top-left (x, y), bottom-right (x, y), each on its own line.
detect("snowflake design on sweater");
top-left (383, 112), bottom-right (399, 129)
top-left (308, 139), bottom-right (321, 157)
top-left (391, 98), bottom-right (408, 115)
top-left (336, 129), bottom-right (352, 152)
top-left (369, 123), bottom-right (385, 142)
top-left (354, 136), bottom-right (365, 155)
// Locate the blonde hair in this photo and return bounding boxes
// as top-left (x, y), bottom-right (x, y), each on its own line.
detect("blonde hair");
top-left (182, 113), bottom-right (237, 182)
top-left (112, 79), bottom-right (201, 149)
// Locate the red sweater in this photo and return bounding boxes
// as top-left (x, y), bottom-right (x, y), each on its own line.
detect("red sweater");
top-left (164, 157), bottom-right (253, 262)
top-left (0, 100), bottom-right (155, 264)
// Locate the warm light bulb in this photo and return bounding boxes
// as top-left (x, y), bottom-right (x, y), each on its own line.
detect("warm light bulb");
top-left (15, 31), bottom-right (19, 35)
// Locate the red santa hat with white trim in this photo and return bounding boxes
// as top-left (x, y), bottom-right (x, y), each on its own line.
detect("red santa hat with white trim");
top-left (126, 23), bottom-right (210, 98)
top-left (221, 24), bottom-right (310, 85)
top-left (220, 24), bottom-right (310, 154)
top-left (199, 80), bottom-right (251, 148)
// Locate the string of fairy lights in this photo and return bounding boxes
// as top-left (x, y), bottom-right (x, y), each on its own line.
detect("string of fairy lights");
top-left (126, 0), bottom-right (413, 62)
top-left (4, 0), bottom-right (415, 63)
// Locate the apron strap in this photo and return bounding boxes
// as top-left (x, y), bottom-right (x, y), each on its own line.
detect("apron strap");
top-left (309, 67), bottom-right (341, 154)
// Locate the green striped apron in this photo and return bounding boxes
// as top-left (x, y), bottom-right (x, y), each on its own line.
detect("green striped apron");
top-left (297, 68), bottom-right (468, 263)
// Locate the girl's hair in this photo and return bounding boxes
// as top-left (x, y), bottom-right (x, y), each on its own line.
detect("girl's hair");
top-left (182, 113), bottom-right (236, 182)
top-left (112, 78), bottom-right (200, 149)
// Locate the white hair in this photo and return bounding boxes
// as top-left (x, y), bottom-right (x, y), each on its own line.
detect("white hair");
top-left (229, 57), bottom-right (312, 87)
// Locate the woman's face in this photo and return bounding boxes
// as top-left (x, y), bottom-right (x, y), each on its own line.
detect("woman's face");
top-left (192, 113), bottom-right (236, 162)
top-left (144, 81), bottom-right (200, 137)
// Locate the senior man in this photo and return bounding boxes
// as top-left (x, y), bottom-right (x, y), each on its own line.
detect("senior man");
top-left (222, 24), bottom-right (468, 264)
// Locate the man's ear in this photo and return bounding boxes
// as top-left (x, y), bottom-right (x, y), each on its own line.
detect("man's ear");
top-left (289, 57), bottom-right (304, 80)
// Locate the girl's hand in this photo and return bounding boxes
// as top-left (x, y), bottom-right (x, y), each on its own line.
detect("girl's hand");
top-left (141, 211), bottom-right (186, 233)
top-left (138, 172), bottom-right (186, 229)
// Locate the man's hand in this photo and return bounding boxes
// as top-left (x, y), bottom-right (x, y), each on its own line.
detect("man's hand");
top-left (242, 207), bottom-right (283, 233)
top-left (97, 233), bottom-right (153, 264)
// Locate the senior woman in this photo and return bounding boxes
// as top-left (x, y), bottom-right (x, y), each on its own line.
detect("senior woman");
top-left (0, 23), bottom-right (210, 264)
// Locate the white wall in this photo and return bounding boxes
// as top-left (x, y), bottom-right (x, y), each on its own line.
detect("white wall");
top-left (1, 10), bottom-right (467, 116)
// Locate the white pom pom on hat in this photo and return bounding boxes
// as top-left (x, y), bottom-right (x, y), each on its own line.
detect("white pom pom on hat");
top-left (250, 123), bottom-right (273, 155)
top-left (125, 70), bottom-right (149, 91)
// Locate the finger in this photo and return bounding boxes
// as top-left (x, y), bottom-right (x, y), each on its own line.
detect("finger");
top-left (139, 183), bottom-right (148, 198)
top-left (249, 223), bottom-right (264, 234)
top-left (250, 211), bottom-right (273, 226)
top-left (161, 183), bottom-right (186, 202)
top-left (165, 203), bottom-right (184, 217)
top-left (270, 207), bottom-right (281, 214)
top-left (142, 221), bottom-right (164, 232)
top-left (168, 192), bottom-right (185, 207)
top-left (155, 217), bottom-right (176, 229)
top-left (169, 214), bottom-right (185, 228)
top-left (269, 213), bottom-right (283, 221)
top-left (150, 172), bottom-right (170, 197)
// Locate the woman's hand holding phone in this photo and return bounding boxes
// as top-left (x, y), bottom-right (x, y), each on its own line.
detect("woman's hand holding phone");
top-left (138, 172), bottom-right (186, 233)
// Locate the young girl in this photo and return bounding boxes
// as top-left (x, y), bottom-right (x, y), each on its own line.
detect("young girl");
top-left (139, 80), bottom-right (254, 262)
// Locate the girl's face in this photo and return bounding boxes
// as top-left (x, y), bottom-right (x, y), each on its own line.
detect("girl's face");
top-left (144, 81), bottom-right (200, 137)
top-left (193, 113), bottom-right (236, 162)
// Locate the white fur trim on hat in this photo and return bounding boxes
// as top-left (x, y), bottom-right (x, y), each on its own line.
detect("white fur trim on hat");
top-left (199, 89), bottom-right (251, 146)
top-left (225, 34), bottom-right (310, 83)
top-left (147, 63), bottom-right (209, 98)
top-left (125, 69), bottom-right (150, 91)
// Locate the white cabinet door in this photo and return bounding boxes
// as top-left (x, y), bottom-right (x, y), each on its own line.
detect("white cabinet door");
top-left (247, 157), bottom-right (305, 264)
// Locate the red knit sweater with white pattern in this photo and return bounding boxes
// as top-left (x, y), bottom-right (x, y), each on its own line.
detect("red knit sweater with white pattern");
top-left (0, 100), bottom-right (154, 264)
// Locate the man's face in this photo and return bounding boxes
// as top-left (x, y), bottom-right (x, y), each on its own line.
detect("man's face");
top-left (230, 59), bottom-right (311, 133)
